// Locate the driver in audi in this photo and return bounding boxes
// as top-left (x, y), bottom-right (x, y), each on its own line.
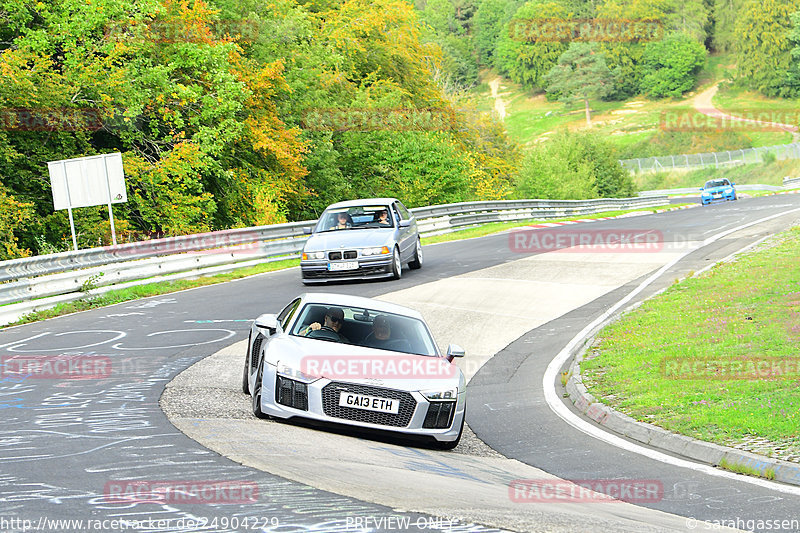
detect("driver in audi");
top-left (303, 307), bottom-right (349, 343)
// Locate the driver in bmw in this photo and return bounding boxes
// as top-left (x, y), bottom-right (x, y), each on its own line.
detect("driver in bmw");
top-left (303, 307), bottom-right (349, 342)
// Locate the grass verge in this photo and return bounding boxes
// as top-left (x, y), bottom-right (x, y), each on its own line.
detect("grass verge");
top-left (6, 203), bottom-right (681, 328)
top-left (719, 458), bottom-right (776, 480)
top-left (581, 226), bottom-right (800, 457)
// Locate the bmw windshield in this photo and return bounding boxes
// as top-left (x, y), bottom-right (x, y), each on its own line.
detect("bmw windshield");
top-left (314, 206), bottom-right (394, 233)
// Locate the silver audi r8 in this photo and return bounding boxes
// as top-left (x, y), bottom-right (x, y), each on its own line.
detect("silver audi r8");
top-left (300, 198), bottom-right (422, 283)
top-left (242, 293), bottom-right (466, 449)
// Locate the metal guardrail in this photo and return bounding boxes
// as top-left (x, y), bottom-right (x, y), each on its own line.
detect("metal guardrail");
top-left (784, 176), bottom-right (800, 187)
top-left (0, 196), bottom-right (667, 310)
top-left (0, 221), bottom-right (313, 284)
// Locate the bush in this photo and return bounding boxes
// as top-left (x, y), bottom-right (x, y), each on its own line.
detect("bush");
top-left (515, 130), bottom-right (635, 200)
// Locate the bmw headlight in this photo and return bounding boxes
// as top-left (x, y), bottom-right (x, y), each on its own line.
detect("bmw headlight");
top-left (361, 246), bottom-right (390, 256)
top-left (724, 188), bottom-right (733, 193)
top-left (277, 361), bottom-right (319, 383)
top-left (421, 388), bottom-right (458, 401)
top-left (302, 251), bottom-right (326, 260)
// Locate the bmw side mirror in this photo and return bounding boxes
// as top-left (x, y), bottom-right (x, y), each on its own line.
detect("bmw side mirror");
top-left (399, 220), bottom-right (411, 228)
top-left (446, 344), bottom-right (465, 362)
top-left (303, 227), bottom-right (312, 235)
top-left (255, 313), bottom-right (279, 335)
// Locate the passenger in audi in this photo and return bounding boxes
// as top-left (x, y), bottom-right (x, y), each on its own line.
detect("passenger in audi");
top-left (363, 315), bottom-right (411, 352)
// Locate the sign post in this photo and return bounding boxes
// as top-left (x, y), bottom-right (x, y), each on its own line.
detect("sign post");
top-left (62, 160), bottom-right (79, 251)
top-left (47, 153), bottom-right (127, 251)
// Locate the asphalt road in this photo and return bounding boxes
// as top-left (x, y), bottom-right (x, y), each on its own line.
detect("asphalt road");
top-left (1, 193), bottom-right (799, 532)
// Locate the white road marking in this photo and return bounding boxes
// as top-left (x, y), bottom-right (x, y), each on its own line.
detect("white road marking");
top-left (111, 329), bottom-right (235, 350)
top-left (4, 331), bottom-right (127, 352)
top-left (543, 207), bottom-right (800, 497)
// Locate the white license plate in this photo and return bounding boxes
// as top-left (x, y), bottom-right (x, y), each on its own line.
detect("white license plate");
top-left (339, 392), bottom-right (399, 414)
top-left (328, 261), bottom-right (359, 271)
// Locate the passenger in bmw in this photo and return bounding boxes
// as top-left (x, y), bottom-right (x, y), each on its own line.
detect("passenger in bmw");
top-left (376, 209), bottom-right (392, 226)
top-left (304, 307), bottom-right (350, 342)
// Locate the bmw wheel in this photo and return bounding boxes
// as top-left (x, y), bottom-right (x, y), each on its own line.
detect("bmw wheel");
top-left (391, 247), bottom-right (402, 280)
top-left (409, 238), bottom-right (423, 270)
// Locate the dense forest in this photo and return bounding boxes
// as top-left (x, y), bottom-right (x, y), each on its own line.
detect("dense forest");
top-left (1, 0), bottom-right (799, 258)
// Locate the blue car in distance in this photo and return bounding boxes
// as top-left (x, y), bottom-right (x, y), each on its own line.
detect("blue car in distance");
top-left (700, 178), bottom-right (737, 205)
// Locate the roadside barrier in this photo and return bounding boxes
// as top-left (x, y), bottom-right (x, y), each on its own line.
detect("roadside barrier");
top-left (0, 196), bottom-right (667, 324)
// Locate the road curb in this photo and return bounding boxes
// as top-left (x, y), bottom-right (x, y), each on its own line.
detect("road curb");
top-left (564, 330), bottom-right (800, 488)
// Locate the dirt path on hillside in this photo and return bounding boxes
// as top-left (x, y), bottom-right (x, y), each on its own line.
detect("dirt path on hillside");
top-left (692, 84), bottom-right (799, 141)
top-left (489, 77), bottom-right (507, 120)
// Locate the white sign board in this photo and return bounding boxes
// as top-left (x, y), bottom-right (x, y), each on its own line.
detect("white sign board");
top-left (48, 153), bottom-right (127, 210)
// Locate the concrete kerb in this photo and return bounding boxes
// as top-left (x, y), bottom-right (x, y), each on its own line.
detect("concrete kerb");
top-left (564, 302), bottom-right (800, 489)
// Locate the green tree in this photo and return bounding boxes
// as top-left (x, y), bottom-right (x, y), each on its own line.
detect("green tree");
top-left (494, 0), bottom-right (569, 90)
top-left (418, 0), bottom-right (479, 87)
top-left (0, 183), bottom-right (34, 260)
top-left (473, 0), bottom-right (522, 65)
top-left (734, 0), bottom-right (795, 96)
top-left (640, 33), bottom-right (706, 98)
top-left (781, 10), bottom-right (800, 96)
top-left (664, 0), bottom-right (709, 43)
top-left (544, 43), bottom-right (614, 126)
top-left (711, 0), bottom-right (743, 52)
top-left (597, 0), bottom-right (706, 99)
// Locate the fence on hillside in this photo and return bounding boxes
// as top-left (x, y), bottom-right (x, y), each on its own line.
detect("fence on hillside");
top-left (620, 143), bottom-right (800, 174)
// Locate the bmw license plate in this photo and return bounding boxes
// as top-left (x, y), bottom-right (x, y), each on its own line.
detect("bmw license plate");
top-left (339, 392), bottom-right (399, 414)
top-left (328, 261), bottom-right (359, 271)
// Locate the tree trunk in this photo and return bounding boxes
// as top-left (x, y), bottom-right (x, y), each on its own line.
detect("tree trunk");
top-left (584, 98), bottom-right (592, 127)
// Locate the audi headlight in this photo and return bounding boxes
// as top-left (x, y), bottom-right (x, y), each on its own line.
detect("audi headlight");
top-left (277, 361), bottom-right (319, 383)
top-left (302, 251), bottom-right (326, 260)
top-left (421, 388), bottom-right (458, 401)
top-left (361, 246), bottom-right (391, 256)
